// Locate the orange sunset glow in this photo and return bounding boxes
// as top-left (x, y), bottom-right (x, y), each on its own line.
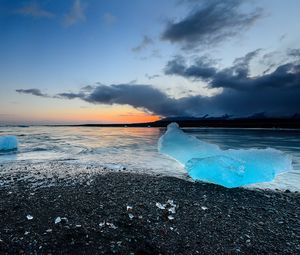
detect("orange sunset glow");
top-left (16, 106), bottom-right (161, 124)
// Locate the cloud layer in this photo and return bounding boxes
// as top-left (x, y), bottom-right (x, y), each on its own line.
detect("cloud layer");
top-left (164, 49), bottom-right (300, 115)
top-left (162, 0), bottom-right (262, 49)
top-left (57, 84), bottom-right (201, 117)
top-left (165, 49), bottom-right (300, 91)
top-left (16, 89), bottom-right (49, 97)
top-left (16, 47), bottom-right (300, 117)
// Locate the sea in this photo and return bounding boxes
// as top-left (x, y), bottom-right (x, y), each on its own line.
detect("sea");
top-left (1, 126), bottom-right (300, 191)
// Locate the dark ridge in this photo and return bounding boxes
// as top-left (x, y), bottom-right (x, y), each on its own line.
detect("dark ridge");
top-left (48, 118), bottom-right (300, 129)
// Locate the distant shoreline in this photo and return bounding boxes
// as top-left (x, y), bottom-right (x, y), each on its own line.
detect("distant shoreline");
top-left (45, 118), bottom-right (300, 129)
top-left (2, 118), bottom-right (300, 129)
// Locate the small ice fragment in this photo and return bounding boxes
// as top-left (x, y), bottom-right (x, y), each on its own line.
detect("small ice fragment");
top-left (156, 202), bottom-right (165, 210)
top-left (201, 206), bottom-right (208, 210)
top-left (99, 221), bottom-right (105, 227)
top-left (170, 227), bottom-right (174, 230)
top-left (26, 215), bottom-right (33, 220)
top-left (126, 205), bottom-right (133, 211)
top-left (167, 200), bottom-right (175, 206)
top-left (46, 229), bottom-right (52, 233)
top-left (165, 200), bottom-right (176, 213)
top-left (111, 224), bottom-right (117, 229)
top-left (54, 217), bottom-right (61, 224)
top-left (0, 136), bottom-right (18, 151)
top-left (128, 213), bottom-right (134, 219)
top-left (24, 231), bottom-right (30, 235)
top-left (168, 215), bottom-right (174, 220)
top-left (106, 222), bottom-right (118, 229)
top-left (168, 207), bottom-right (176, 214)
top-left (76, 225), bottom-right (82, 228)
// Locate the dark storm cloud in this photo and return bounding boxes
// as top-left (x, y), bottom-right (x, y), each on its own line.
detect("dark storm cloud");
top-left (57, 84), bottom-right (206, 117)
top-left (205, 84), bottom-right (300, 116)
top-left (56, 92), bottom-right (85, 99)
top-left (163, 49), bottom-right (300, 115)
top-left (18, 80), bottom-right (300, 117)
top-left (165, 55), bottom-right (217, 80)
top-left (56, 76), bottom-right (300, 117)
top-left (162, 0), bottom-right (262, 49)
top-left (165, 49), bottom-right (300, 90)
top-left (16, 88), bottom-right (49, 97)
top-left (17, 49), bottom-right (300, 117)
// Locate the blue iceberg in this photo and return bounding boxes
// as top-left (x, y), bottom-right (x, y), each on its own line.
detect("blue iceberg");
top-left (0, 136), bottom-right (18, 151)
top-left (158, 123), bottom-right (292, 188)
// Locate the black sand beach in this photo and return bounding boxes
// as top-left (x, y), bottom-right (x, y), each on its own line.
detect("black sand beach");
top-left (0, 163), bottom-right (299, 255)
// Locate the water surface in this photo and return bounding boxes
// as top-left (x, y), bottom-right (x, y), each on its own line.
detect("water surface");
top-left (1, 126), bottom-right (299, 191)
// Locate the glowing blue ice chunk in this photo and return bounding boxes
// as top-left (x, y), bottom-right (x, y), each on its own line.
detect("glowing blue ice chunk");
top-left (186, 156), bottom-right (246, 188)
top-left (158, 123), bottom-right (292, 188)
top-left (158, 123), bottom-right (219, 165)
top-left (0, 136), bottom-right (18, 151)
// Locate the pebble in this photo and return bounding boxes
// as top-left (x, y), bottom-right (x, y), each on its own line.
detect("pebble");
top-left (168, 215), bottom-right (174, 220)
top-left (128, 213), bottom-right (134, 219)
top-left (26, 215), bottom-right (33, 220)
top-left (54, 217), bottom-right (61, 224)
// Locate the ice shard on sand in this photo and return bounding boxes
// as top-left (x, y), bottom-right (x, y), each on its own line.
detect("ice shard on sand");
top-left (0, 136), bottom-right (18, 151)
top-left (158, 123), bottom-right (292, 188)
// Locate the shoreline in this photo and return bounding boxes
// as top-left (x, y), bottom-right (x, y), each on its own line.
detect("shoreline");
top-left (0, 165), bottom-right (299, 254)
top-left (2, 117), bottom-right (300, 129)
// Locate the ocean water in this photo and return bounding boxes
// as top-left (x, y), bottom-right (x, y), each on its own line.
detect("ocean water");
top-left (0, 126), bottom-right (300, 191)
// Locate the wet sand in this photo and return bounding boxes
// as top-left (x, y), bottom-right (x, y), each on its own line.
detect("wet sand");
top-left (0, 163), bottom-right (299, 254)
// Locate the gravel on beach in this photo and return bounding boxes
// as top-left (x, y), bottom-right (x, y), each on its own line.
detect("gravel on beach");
top-left (0, 163), bottom-right (299, 255)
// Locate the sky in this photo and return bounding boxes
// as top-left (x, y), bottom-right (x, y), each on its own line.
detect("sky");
top-left (0, 0), bottom-right (300, 124)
